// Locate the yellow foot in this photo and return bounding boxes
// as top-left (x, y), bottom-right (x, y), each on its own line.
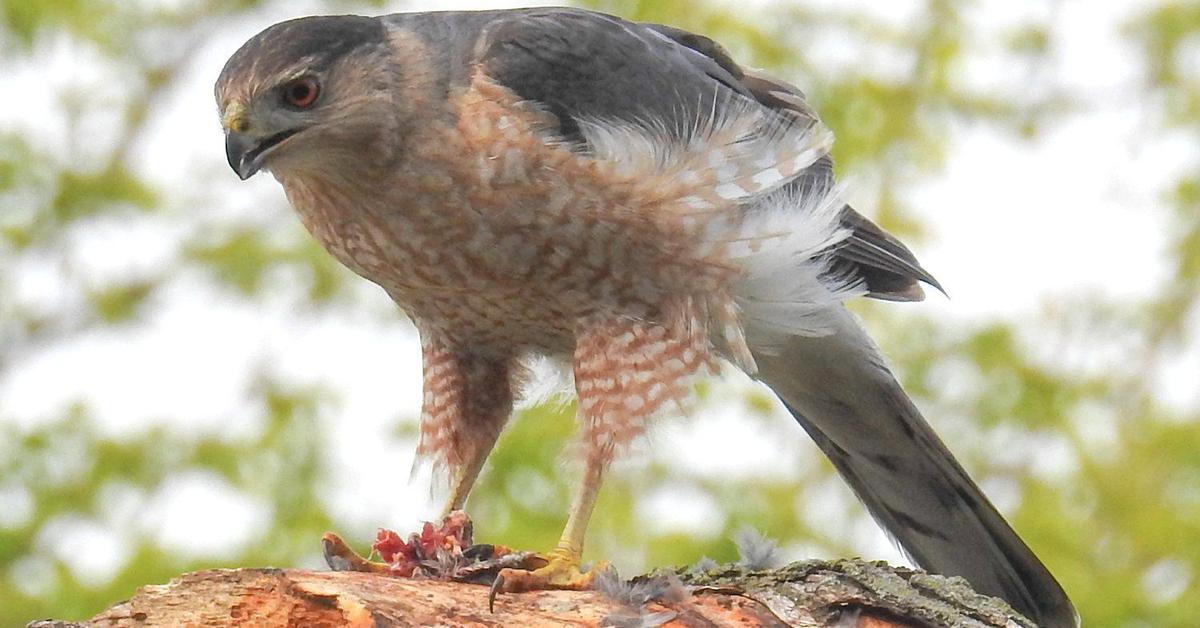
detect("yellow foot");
top-left (322, 532), bottom-right (390, 573)
top-left (488, 548), bottom-right (608, 611)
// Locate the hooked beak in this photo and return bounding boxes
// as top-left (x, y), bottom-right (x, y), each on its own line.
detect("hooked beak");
top-left (225, 129), bottom-right (298, 180)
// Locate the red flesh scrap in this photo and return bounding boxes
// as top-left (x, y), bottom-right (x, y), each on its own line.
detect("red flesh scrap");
top-left (372, 511), bottom-right (472, 576)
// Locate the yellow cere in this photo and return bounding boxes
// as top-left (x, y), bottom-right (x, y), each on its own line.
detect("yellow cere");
top-left (222, 101), bottom-right (249, 133)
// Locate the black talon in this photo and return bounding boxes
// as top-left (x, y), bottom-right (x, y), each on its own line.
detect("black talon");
top-left (463, 543), bottom-right (495, 561)
top-left (488, 574), bottom-right (505, 613)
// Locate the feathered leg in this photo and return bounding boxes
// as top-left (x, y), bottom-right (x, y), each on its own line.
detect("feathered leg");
top-left (492, 309), bottom-right (712, 600)
top-left (324, 335), bottom-right (515, 574)
top-left (416, 335), bottom-right (515, 513)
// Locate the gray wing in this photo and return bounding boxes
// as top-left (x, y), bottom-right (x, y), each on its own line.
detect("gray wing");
top-left (476, 9), bottom-right (750, 145)
top-left (474, 8), bottom-right (941, 300)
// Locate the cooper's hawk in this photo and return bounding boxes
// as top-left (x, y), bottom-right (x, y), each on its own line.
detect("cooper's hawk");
top-left (216, 8), bottom-right (1076, 627)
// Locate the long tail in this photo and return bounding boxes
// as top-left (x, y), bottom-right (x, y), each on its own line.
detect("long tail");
top-left (752, 306), bottom-right (1077, 628)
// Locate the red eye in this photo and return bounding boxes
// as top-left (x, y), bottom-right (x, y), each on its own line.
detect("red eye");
top-left (282, 77), bottom-right (319, 108)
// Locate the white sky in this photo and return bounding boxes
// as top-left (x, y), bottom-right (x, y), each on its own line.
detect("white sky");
top-left (1, 0), bottom-right (1196, 589)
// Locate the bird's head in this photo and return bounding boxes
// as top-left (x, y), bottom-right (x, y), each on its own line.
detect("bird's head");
top-left (215, 15), bottom-right (395, 180)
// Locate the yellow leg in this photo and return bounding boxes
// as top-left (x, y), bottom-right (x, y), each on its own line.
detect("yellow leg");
top-left (440, 435), bottom-right (497, 518)
top-left (490, 452), bottom-right (608, 609)
top-left (552, 451), bottom-right (605, 559)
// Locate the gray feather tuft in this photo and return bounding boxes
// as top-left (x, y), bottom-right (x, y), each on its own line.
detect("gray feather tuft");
top-left (600, 610), bottom-right (678, 628)
top-left (597, 568), bottom-right (689, 628)
top-left (596, 568), bottom-right (689, 607)
top-left (733, 526), bottom-right (782, 570)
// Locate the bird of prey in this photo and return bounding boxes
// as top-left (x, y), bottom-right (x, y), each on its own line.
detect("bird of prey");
top-left (216, 8), bottom-right (1076, 627)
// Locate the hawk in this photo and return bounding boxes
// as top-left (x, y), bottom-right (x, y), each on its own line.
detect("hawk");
top-left (216, 8), bottom-right (1075, 627)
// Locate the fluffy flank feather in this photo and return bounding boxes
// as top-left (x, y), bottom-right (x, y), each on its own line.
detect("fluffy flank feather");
top-left (578, 94), bottom-right (862, 356)
top-left (515, 353), bottom-right (575, 411)
top-left (576, 92), bottom-right (832, 201)
top-left (730, 183), bottom-right (865, 350)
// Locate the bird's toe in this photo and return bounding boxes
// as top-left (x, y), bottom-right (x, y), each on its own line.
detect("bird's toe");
top-left (321, 531), bottom-right (391, 573)
top-left (488, 548), bottom-right (608, 611)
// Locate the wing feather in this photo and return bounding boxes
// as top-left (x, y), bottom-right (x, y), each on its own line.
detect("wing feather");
top-left (473, 8), bottom-right (941, 300)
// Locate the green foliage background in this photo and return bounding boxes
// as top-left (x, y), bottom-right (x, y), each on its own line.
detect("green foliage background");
top-left (2, 1), bottom-right (1198, 625)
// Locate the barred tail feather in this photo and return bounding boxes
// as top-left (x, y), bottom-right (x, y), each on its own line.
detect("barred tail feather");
top-left (751, 307), bottom-right (1078, 628)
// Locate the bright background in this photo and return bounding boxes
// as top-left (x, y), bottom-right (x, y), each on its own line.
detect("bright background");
top-left (1, 0), bottom-right (1198, 625)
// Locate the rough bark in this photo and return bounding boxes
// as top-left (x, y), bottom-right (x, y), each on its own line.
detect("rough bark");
top-left (27, 559), bottom-right (1036, 628)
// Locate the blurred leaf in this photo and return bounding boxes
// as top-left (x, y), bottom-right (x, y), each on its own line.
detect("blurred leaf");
top-left (87, 280), bottom-right (156, 324)
top-left (185, 228), bottom-right (277, 295)
top-left (185, 227), bottom-right (350, 302)
top-left (51, 165), bottom-right (158, 223)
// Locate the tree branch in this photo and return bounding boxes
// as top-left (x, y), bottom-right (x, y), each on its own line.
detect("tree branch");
top-left (27, 558), bottom-right (1035, 627)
